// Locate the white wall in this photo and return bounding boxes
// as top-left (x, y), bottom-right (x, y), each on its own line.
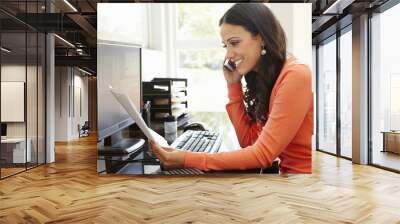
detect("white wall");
top-left (312, 45), bottom-right (317, 150)
top-left (267, 3), bottom-right (312, 67)
top-left (147, 4), bottom-right (166, 51)
top-left (267, 4), bottom-right (294, 55)
top-left (72, 74), bottom-right (89, 138)
top-left (141, 48), bottom-right (167, 81)
top-left (1, 63), bottom-right (46, 164)
top-left (292, 4), bottom-right (312, 67)
top-left (1, 65), bottom-right (31, 137)
top-left (55, 67), bottom-right (69, 141)
top-left (54, 67), bottom-right (89, 141)
top-left (146, 4), bottom-right (170, 77)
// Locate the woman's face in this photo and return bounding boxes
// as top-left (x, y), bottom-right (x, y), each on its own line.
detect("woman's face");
top-left (220, 23), bottom-right (264, 75)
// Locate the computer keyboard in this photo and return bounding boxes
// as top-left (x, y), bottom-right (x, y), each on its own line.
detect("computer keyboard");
top-left (160, 130), bottom-right (279, 175)
top-left (171, 130), bottom-right (222, 153)
top-left (163, 130), bottom-right (222, 175)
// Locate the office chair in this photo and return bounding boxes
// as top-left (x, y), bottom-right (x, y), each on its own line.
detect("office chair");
top-left (79, 121), bottom-right (90, 138)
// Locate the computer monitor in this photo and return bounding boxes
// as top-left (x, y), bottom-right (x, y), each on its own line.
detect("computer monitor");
top-left (1, 123), bottom-right (7, 138)
top-left (97, 41), bottom-right (142, 141)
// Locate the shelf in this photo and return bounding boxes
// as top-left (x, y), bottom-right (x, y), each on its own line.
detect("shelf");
top-left (142, 78), bottom-right (189, 124)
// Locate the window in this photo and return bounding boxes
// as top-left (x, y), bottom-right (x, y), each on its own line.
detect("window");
top-left (339, 28), bottom-right (352, 158)
top-left (0, 1), bottom-right (46, 179)
top-left (390, 75), bottom-right (400, 130)
top-left (174, 3), bottom-right (232, 112)
top-left (176, 48), bottom-right (226, 111)
top-left (371, 3), bottom-right (400, 171)
top-left (317, 36), bottom-right (337, 154)
top-left (176, 4), bottom-right (227, 41)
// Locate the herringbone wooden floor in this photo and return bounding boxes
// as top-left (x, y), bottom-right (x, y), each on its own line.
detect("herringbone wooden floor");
top-left (1, 135), bottom-right (400, 223)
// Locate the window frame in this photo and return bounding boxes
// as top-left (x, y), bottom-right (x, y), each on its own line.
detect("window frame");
top-left (368, 0), bottom-right (400, 173)
top-left (315, 24), bottom-right (353, 161)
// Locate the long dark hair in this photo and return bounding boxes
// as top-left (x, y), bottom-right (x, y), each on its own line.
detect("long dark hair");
top-left (219, 3), bottom-right (287, 125)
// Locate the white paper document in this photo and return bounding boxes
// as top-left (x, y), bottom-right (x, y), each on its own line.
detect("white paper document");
top-left (110, 87), bottom-right (169, 147)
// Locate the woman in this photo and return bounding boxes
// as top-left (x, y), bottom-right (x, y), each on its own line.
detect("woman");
top-left (150, 3), bottom-right (313, 174)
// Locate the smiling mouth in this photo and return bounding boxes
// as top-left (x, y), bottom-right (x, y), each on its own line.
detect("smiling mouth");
top-left (234, 59), bottom-right (243, 67)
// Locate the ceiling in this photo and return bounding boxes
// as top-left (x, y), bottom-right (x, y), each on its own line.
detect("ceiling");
top-left (1, 0), bottom-right (98, 73)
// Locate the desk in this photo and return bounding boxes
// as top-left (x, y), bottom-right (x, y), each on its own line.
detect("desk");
top-left (98, 112), bottom-right (278, 175)
top-left (382, 131), bottom-right (400, 154)
top-left (97, 149), bottom-right (158, 174)
top-left (1, 138), bottom-right (31, 164)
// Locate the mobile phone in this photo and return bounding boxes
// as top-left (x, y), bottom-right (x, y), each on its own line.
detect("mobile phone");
top-left (224, 59), bottom-right (236, 72)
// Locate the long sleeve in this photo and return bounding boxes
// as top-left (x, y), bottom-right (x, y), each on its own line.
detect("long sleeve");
top-left (225, 82), bottom-right (260, 147)
top-left (184, 63), bottom-right (313, 173)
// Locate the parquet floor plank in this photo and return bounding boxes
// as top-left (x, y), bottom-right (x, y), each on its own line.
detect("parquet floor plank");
top-left (1, 135), bottom-right (400, 223)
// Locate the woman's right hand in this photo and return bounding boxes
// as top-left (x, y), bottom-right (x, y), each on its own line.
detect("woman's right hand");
top-left (223, 60), bottom-right (242, 84)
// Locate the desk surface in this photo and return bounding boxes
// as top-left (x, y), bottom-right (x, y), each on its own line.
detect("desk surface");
top-left (1, 138), bottom-right (27, 143)
top-left (381, 131), bottom-right (400, 134)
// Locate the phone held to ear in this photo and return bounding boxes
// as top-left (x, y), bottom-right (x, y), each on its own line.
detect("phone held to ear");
top-left (224, 59), bottom-right (236, 72)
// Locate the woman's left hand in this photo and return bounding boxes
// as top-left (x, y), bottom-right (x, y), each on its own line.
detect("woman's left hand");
top-left (149, 140), bottom-right (186, 170)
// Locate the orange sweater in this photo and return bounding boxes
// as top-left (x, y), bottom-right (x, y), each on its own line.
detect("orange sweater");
top-left (184, 57), bottom-right (314, 173)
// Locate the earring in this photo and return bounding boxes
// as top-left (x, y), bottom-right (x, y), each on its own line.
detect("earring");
top-left (261, 46), bottom-right (267, 56)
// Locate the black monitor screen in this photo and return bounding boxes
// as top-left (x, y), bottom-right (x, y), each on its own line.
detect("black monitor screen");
top-left (1, 123), bottom-right (7, 137)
